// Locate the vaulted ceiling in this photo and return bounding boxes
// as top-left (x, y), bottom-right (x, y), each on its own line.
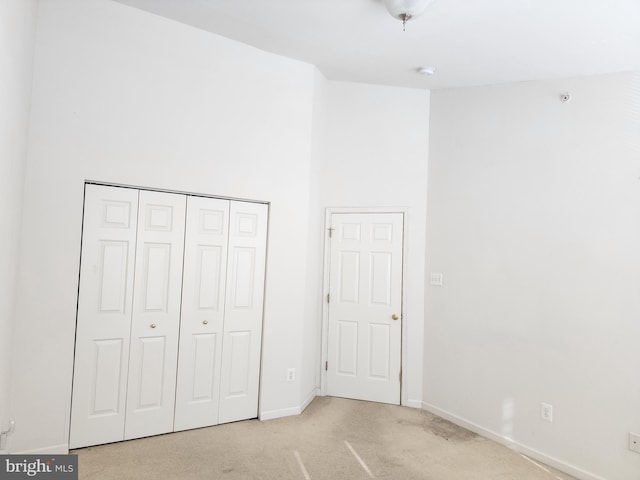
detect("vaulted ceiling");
top-left (114, 0), bottom-right (640, 89)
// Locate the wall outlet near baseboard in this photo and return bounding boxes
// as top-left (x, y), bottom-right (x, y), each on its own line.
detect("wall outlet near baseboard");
top-left (540, 403), bottom-right (553, 422)
top-left (287, 368), bottom-right (295, 382)
top-left (629, 432), bottom-right (640, 453)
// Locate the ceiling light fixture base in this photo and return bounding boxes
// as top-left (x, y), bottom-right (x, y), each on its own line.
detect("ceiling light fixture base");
top-left (383, 0), bottom-right (433, 30)
top-left (417, 66), bottom-right (436, 76)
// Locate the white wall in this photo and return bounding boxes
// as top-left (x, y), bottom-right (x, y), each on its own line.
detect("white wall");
top-left (424, 72), bottom-right (640, 480)
top-left (318, 81), bottom-right (430, 407)
top-left (299, 69), bottom-right (328, 407)
top-left (0, 0), bottom-right (37, 446)
top-left (10, 0), bottom-right (318, 452)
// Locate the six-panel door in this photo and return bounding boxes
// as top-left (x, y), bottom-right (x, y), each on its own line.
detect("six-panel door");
top-left (326, 213), bottom-right (404, 405)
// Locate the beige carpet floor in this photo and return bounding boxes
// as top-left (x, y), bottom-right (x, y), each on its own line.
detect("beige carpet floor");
top-left (72, 396), bottom-right (575, 480)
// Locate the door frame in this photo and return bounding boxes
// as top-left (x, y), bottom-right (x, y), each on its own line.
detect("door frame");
top-left (320, 207), bottom-right (409, 406)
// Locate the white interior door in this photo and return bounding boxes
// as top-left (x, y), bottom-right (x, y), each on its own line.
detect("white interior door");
top-left (174, 196), bottom-right (230, 431)
top-left (124, 190), bottom-right (186, 440)
top-left (326, 213), bottom-right (403, 405)
top-left (70, 185), bottom-right (139, 449)
top-left (218, 201), bottom-right (268, 424)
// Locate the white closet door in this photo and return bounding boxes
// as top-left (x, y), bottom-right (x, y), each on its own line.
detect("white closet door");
top-left (174, 196), bottom-right (230, 431)
top-left (70, 185), bottom-right (139, 449)
top-left (218, 201), bottom-right (268, 424)
top-left (124, 190), bottom-right (186, 440)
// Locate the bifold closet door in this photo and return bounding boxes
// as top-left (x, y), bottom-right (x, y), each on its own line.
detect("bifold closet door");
top-left (175, 199), bottom-right (268, 429)
top-left (174, 197), bottom-right (230, 431)
top-left (70, 185), bottom-right (139, 449)
top-left (218, 201), bottom-right (268, 424)
top-left (71, 186), bottom-right (268, 447)
top-left (124, 190), bottom-right (186, 440)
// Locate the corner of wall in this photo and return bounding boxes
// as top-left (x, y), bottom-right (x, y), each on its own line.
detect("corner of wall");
top-left (0, 0), bottom-right (38, 440)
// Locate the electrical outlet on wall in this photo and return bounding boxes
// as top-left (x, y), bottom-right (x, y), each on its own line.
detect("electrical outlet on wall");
top-left (430, 273), bottom-right (443, 286)
top-left (540, 403), bottom-right (553, 422)
top-left (287, 368), bottom-right (295, 382)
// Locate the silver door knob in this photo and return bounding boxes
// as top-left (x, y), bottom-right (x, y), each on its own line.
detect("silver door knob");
top-left (391, 314), bottom-right (399, 321)
top-left (150, 323), bottom-right (157, 329)
top-left (202, 320), bottom-right (209, 325)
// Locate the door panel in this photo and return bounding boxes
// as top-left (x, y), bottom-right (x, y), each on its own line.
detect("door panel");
top-left (142, 243), bottom-right (171, 311)
top-left (231, 248), bottom-right (257, 308)
top-left (339, 252), bottom-right (360, 303)
top-left (191, 333), bottom-right (218, 400)
top-left (368, 323), bottom-right (390, 379)
top-left (70, 185), bottom-right (139, 449)
top-left (124, 191), bottom-right (186, 440)
top-left (197, 247), bottom-right (224, 310)
top-left (337, 321), bottom-right (358, 375)
top-left (91, 339), bottom-right (125, 415)
top-left (174, 196), bottom-right (230, 431)
top-left (227, 331), bottom-right (251, 396)
top-left (136, 336), bottom-right (167, 409)
top-left (218, 202), bottom-right (268, 424)
top-left (98, 242), bottom-right (129, 312)
top-left (370, 252), bottom-right (392, 305)
top-left (327, 213), bottom-right (403, 405)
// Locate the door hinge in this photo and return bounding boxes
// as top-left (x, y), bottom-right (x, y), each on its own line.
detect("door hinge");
top-left (399, 368), bottom-right (402, 383)
top-left (325, 361), bottom-right (328, 371)
top-left (328, 226), bottom-right (334, 238)
top-left (326, 293), bottom-right (330, 303)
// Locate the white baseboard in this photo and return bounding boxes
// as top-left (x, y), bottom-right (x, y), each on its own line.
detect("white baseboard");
top-left (301, 388), bottom-right (318, 413)
top-left (259, 405), bottom-right (301, 421)
top-left (260, 387), bottom-right (320, 421)
top-left (405, 398), bottom-right (422, 409)
top-left (13, 443), bottom-right (69, 455)
top-left (421, 402), bottom-right (606, 480)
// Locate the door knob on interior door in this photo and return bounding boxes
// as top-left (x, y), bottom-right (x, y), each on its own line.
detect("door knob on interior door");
top-left (392, 314), bottom-right (399, 321)
top-left (150, 323), bottom-right (157, 329)
top-left (202, 320), bottom-right (209, 325)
